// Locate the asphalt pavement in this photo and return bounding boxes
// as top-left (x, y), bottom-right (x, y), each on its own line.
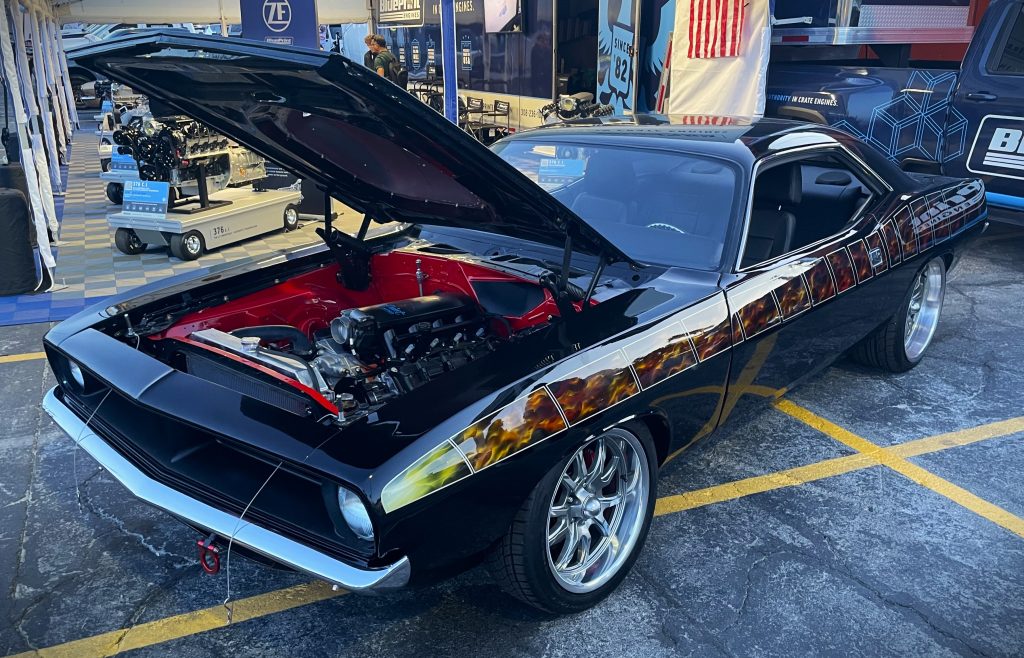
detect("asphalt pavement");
top-left (1, 224), bottom-right (1022, 658)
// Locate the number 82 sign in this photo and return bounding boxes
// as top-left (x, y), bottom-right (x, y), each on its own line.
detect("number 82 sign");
top-left (608, 24), bottom-right (634, 98)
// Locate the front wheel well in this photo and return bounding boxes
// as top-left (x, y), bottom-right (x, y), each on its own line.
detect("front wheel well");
top-left (624, 414), bottom-right (672, 466)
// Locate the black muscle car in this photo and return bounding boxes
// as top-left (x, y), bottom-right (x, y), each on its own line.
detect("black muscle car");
top-left (44, 32), bottom-right (988, 613)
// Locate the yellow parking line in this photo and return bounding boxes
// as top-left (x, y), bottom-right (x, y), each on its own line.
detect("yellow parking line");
top-left (9, 414), bottom-right (1024, 658)
top-left (0, 352), bottom-right (46, 364)
top-left (776, 400), bottom-right (1024, 540)
top-left (5, 581), bottom-right (343, 658)
top-left (656, 414), bottom-right (1024, 516)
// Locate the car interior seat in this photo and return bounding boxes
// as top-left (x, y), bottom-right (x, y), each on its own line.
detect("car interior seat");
top-left (742, 163), bottom-right (800, 268)
top-left (570, 156), bottom-right (636, 224)
top-left (635, 160), bottom-right (733, 238)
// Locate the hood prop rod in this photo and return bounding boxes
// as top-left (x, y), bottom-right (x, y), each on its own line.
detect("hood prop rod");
top-left (583, 251), bottom-right (606, 305)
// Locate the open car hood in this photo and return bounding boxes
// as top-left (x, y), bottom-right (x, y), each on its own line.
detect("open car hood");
top-left (72, 31), bottom-right (631, 263)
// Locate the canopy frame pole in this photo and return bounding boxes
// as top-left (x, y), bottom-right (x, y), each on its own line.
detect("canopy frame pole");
top-left (439, 0), bottom-right (457, 124)
top-left (54, 18), bottom-right (79, 127)
top-left (0, 0), bottom-right (54, 275)
top-left (9, 0), bottom-right (60, 230)
top-left (36, 4), bottom-right (71, 147)
top-left (18, 2), bottom-right (63, 193)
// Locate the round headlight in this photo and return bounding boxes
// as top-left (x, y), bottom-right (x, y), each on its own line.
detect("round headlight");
top-left (337, 487), bottom-right (374, 541)
top-left (68, 361), bottom-right (86, 389)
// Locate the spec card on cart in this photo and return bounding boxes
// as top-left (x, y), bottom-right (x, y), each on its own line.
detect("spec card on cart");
top-left (121, 180), bottom-right (170, 219)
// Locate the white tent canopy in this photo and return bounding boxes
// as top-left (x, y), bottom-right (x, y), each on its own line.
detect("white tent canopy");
top-left (54, 0), bottom-right (371, 25)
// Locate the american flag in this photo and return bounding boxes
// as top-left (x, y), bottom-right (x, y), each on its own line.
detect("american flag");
top-left (688, 0), bottom-right (746, 59)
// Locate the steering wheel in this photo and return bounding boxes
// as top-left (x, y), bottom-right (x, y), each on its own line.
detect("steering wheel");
top-left (646, 222), bottom-right (687, 235)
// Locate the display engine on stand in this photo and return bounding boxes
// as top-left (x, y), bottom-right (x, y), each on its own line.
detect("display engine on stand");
top-left (105, 114), bottom-right (303, 260)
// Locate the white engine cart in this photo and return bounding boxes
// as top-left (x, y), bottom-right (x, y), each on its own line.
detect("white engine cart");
top-left (108, 185), bottom-right (303, 260)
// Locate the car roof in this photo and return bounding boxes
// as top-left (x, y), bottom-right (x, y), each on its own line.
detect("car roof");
top-left (506, 115), bottom-right (856, 165)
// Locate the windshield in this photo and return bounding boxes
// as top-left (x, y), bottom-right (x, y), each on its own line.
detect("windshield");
top-left (492, 140), bottom-right (739, 270)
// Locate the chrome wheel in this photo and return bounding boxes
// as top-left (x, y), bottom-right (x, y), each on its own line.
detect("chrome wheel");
top-left (904, 260), bottom-right (945, 361)
top-left (284, 206), bottom-right (299, 230)
top-left (184, 234), bottom-right (203, 255)
top-left (546, 429), bottom-right (650, 594)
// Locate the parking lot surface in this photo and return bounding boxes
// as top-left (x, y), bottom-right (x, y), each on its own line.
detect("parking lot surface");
top-left (1, 225), bottom-right (1022, 657)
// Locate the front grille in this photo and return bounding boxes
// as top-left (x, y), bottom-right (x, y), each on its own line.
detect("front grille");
top-left (184, 351), bottom-right (313, 416)
top-left (60, 387), bottom-right (373, 564)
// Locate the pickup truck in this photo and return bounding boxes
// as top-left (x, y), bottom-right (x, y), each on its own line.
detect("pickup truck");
top-left (766, 0), bottom-right (1024, 225)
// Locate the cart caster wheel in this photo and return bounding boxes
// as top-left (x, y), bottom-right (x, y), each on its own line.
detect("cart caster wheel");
top-left (106, 182), bottom-right (123, 204)
top-left (170, 230), bottom-right (205, 261)
top-left (114, 228), bottom-right (147, 255)
top-left (100, 158), bottom-right (112, 173)
top-left (283, 204), bottom-right (299, 232)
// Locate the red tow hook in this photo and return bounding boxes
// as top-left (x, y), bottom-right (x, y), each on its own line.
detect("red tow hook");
top-left (197, 534), bottom-right (221, 575)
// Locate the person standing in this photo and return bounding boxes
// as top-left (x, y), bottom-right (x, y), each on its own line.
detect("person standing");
top-left (370, 35), bottom-right (397, 79)
top-left (363, 34), bottom-right (376, 69)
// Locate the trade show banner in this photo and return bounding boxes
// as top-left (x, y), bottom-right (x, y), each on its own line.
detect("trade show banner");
top-left (240, 0), bottom-right (320, 49)
top-left (667, 0), bottom-right (771, 120)
top-left (597, 0), bottom-right (642, 113)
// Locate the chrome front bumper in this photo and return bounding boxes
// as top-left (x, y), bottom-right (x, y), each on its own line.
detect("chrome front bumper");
top-left (43, 387), bottom-right (410, 591)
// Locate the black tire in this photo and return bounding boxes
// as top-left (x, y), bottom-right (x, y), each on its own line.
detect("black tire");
top-left (100, 158), bottom-right (112, 173)
top-left (105, 182), bottom-right (123, 204)
top-left (849, 256), bottom-right (947, 373)
top-left (283, 203), bottom-right (299, 231)
top-left (113, 228), bottom-right (146, 255)
top-left (169, 230), bottom-right (205, 261)
top-left (489, 426), bottom-right (657, 614)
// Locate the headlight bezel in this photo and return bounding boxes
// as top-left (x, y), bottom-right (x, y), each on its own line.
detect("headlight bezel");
top-left (336, 486), bottom-right (375, 542)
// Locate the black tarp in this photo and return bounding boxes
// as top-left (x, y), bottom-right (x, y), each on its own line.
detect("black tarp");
top-left (0, 189), bottom-right (37, 296)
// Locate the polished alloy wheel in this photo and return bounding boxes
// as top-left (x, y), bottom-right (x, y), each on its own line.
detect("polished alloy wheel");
top-left (904, 260), bottom-right (945, 361)
top-left (184, 234), bottom-right (203, 255)
top-left (546, 429), bottom-right (649, 593)
top-left (284, 206), bottom-right (299, 229)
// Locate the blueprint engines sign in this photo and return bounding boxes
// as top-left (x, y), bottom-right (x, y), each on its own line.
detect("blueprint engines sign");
top-left (241, 0), bottom-right (319, 49)
top-left (378, 0), bottom-right (425, 27)
top-left (967, 115), bottom-right (1024, 181)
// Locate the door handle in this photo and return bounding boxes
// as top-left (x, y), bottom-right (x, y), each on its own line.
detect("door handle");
top-left (966, 92), bottom-right (998, 101)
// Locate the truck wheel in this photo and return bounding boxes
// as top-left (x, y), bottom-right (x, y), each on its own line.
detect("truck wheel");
top-left (850, 257), bottom-right (946, 372)
top-left (169, 230), bottom-right (205, 261)
top-left (106, 182), bottom-right (123, 204)
top-left (489, 427), bottom-right (656, 614)
top-left (283, 204), bottom-right (299, 232)
top-left (113, 228), bottom-right (146, 255)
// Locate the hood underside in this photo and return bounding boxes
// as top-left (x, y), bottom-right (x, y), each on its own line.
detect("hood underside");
top-left (71, 31), bottom-right (631, 263)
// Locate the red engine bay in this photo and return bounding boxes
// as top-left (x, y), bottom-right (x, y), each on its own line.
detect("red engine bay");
top-left (160, 250), bottom-right (561, 341)
top-left (151, 250), bottom-right (576, 417)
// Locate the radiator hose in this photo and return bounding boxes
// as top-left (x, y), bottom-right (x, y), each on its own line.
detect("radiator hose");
top-left (229, 325), bottom-right (314, 359)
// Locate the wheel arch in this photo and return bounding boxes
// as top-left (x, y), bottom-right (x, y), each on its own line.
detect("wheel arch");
top-left (621, 410), bottom-right (673, 466)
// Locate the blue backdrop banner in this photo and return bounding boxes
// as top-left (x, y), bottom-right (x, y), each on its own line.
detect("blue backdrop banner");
top-left (241, 0), bottom-right (320, 49)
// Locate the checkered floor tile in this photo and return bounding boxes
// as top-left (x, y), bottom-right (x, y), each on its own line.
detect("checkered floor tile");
top-left (0, 130), bottom-right (336, 327)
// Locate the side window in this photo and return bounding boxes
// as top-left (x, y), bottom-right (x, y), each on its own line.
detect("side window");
top-left (740, 154), bottom-right (873, 269)
top-left (991, 6), bottom-right (1024, 75)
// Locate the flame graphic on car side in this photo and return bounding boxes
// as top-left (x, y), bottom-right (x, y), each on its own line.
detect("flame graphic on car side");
top-left (380, 440), bottom-right (472, 513)
top-left (826, 248), bottom-right (857, 293)
top-left (775, 275), bottom-right (811, 319)
top-left (805, 258), bottom-right (836, 305)
top-left (625, 324), bottom-right (699, 390)
top-left (454, 388), bottom-right (568, 471)
top-left (548, 351), bottom-right (640, 425)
